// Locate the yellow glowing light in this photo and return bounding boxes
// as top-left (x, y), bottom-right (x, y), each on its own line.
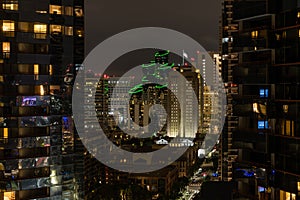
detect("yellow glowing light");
top-left (34, 64), bottom-right (39, 75)
top-left (40, 85), bottom-right (45, 95)
top-left (3, 128), bottom-right (8, 139)
top-left (2, 42), bottom-right (10, 52)
top-left (4, 191), bottom-right (15, 200)
top-left (2, 21), bottom-right (14, 32)
top-left (34, 24), bottom-right (47, 34)
top-left (49, 65), bottom-right (53, 75)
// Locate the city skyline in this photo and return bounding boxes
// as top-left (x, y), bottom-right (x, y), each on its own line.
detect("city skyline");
top-left (1, 0), bottom-right (300, 200)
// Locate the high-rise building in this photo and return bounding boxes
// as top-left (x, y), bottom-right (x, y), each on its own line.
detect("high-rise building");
top-left (0, 1), bottom-right (84, 199)
top-left (220, 0), bottom-right (239, 183)
top-left (167, 64), bottom-right (201, 138)
top-left (222, 0), bottom-right (300, 199)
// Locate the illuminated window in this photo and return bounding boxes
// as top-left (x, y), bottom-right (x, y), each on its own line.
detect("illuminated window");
top-left (1, 128), bottom-right (8, 139)
top-left (251, 30), bottom-right (258, 39)
top-left (2, 42), bottom-right (10, 58)
top-left (49, 5), bottom-right (62, 14)
top-left (258, 120), bottom-right (268, 129)
top-left (3, 191), bottom-right (16, 200)
top-left (2, 20), bottom-right (15, 37)
top-left (34, 24), bottom-right (47, 33)
top-left (3, 20), bottom-right (15, 32)
top-left (50, 25), bottom-right (62, 34)
top-left (49, 65), bottom-right (53, 75)
top-left (280, 191), bottom-right (296, 200)
top-left (2, 2), bottom-right (18, 10)
top-left (298, 182), bottom-right (300, 191)
top-left (34, 24), bottom-right (47, 39)
top-left (34, 64), bottom-right (39, 75)
top-left (280, 120), bottom-right (295, 136)
top-left (65, 26), bottom-right (73, 36)
top-left (259, 88), bottom-right (268, 98)
top-left (298, 29), bottom-right (300, 38)
top-left (298, 12), bottom-right (300, 18)
top-left (76, 28), bottom-right (84, 37)
top-left (40, 85), bottom-right (45, 96)
top-left (65, 6), bottom-right (73, 16)
top-left (74, 7), bottom-right (83, 17)
top-left (36, 10), bottom-right (47, 14)
top-left (282, 31), bottom-right (286, 39)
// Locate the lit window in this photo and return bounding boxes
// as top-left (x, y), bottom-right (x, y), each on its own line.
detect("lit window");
top-left (251, 30), bottom-right (258, 39)
top-left (4, 191), bottom-right (16, 200)
top-left (222, 37), bottom-right (229, 43)
top-left (2, 2), bottom-right (18, 10)
top-left (2, 20), bottom-right (15, 37)
top-left (34, 64), bottom-right (39, 75)
top-left (65, 6), bottom-right (73, 16)
top-left (258, 120), bottom-right (268, 130)
top-left (280, 191), bottom-right (296, 200)
top-left (253, 103), bottom-right (259, 113)
top-left (34, 24), bottom-right (47, 33)
top-left (49, 65), bottom-right (53, 75)
top-left (259, 88), bottom-right (268, 98)
top-left (74, 7), bottom-right (83, 17)
top-left (3, 20), bottom-right (15, 32)
top-left (282, 31), bottom-right (286, 39)
top-left (76, 29), bottom-right (84, 37)
top-left (34, 24), bottom-right (47, 39)
top-left (49, 5), bottom-right (62, 15)
top-left (2, 42), bottom-right (10, 58)
top-left (50, 25), bottom-right (62, 34)
top-left (298, 12), bottom-right (300, 18)
top-left (40, 85), bottom-right (45, 96)
top-left (36, 10), bottom-right (47, 14)
top-left (65, 26), bottom-right (73, 36)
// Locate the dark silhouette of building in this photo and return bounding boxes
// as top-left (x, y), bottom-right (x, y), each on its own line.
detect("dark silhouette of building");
top-left (221, 0), bottom-right (300, 199)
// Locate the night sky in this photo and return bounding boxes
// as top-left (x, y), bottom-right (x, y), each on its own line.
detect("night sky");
top-left (85, 0), bottom-right (222, 75)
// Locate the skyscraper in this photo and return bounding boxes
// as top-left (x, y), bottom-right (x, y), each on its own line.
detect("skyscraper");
top-left (222, 0), bottom-right (300, 199)
top-left (220, 0), bottom-right (239, 183)
top-left (0, 1), bottom-right (84, 199)
top-left (168, 64), bottom-right (201, 138)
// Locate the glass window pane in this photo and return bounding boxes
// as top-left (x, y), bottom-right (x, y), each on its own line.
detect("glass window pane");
top-left (65, 6), bottom-right (73, 16)
top-left (74, 7), bottom-right (83, 17)
top-left (34, 24), bottom-right (47, 39)
top-left (34, 24), bottom-right (47, 33)
top-left (50, 25), bottom-right (62, 34)
top-left (65, 26), bottom-right (73, 36)
top-left (2, 2), bottom-right (18, 10)
top-left (2, 42), bottom-right (10, 52)
top-left (18, 22), bottom-right (31, 32)
top-left (50, 5), bottom-right (62, 14)
top-left (3, 20), bottom-right (15, 32)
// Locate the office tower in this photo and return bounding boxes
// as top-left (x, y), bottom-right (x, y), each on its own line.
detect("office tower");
top-left (167, 64), bottom-right (201, 138)
top-left (201, 52), bottom-right (222, 135)
top-left (222, 0), bottom-right (300, 199)
top-left (0, 1), bottom-right (84, 199)
top-left (83, 73), bottom-right (136, 199)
